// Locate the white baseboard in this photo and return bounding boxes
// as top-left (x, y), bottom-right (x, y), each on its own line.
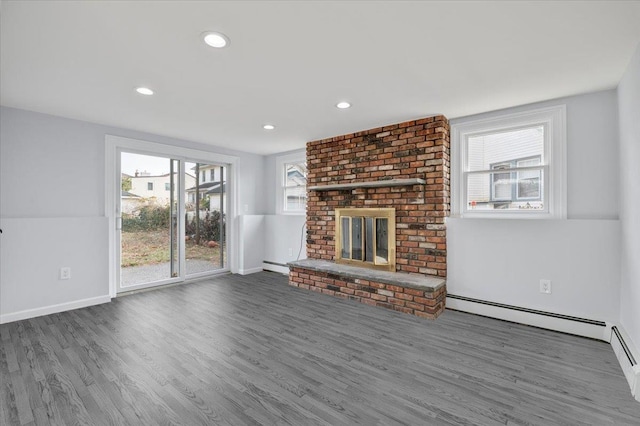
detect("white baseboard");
top-left (0, 295), bottom-right (112, 324)
top-left (238, 267), bottom-right (264, 275)
top-left (609, 325), bottom-right (640, 402)
top-left (262, 262), bottom-right (290, 275)
top-left (446, 296), bottom-right (606, 341)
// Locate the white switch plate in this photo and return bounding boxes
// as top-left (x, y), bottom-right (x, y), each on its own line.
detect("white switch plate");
top-left (60, 267), bottom-right (71, 280)
top-left (539, 279), bottom-right (551, 294)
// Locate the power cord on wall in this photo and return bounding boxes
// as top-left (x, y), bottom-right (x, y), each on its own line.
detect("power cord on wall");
top-left (296, 220), bottom-right (306, 260)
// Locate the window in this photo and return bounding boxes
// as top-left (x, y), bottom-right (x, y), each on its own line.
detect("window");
top-left (165, 182), bottom-right (170, 191)
top-left (201, 171), bottom-right (206, 182)
top-left (284, 162), bottom-right (307, 212)
top-left (210, 169), bottom-right (215, 181)
top-left (275, 152), bottom-right (307, 214)
top-left (147, 182), bottom-right (153, 191)
top-left (452, 105), bottom-right (566, 218)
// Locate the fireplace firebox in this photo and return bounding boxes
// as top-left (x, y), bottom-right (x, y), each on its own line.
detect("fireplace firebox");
top-left (335, 208), bottom-right (395, 271)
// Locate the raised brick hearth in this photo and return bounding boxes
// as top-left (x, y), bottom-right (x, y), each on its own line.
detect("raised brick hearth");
top-left (289, 115), bottom-right (450, 319)
top-left (289, 259), bottom-right (446, 318)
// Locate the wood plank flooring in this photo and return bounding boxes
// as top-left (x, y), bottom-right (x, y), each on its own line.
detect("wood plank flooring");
top-left (1, 271), bottom-right (638, 425)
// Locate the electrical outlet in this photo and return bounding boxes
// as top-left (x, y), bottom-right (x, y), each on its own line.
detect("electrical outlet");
top-left (60, 267), bottom-right (71, 280)
top-left (539, 279), bottom-right (551, 294)
top-left (288, 248), bottom-right (293, 257)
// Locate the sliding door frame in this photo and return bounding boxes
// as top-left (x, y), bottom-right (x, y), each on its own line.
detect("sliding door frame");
top-left (105, 135), bottom-right (239, 298)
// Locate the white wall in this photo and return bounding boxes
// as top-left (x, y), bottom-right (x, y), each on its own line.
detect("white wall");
top-left (260, 148), bottom-right (308, 272)
top-left (448, 90), bottom-right (621, 328)
top-left (0, 217), bottom-right (110, 323)
top-left (447, 218), bottom-right (620, 322)
top-left (236, 214), bottom-right (306, 275)
top-left (618, 44), bottom-right (640, 346)
top-left (238, 215), bottom-right (265, 275)
top-left (263, 154), bottom-right (278, 214)
top-left (0, 106), bottom-right (266, 321)
top-left (263, 215), bottom-right (307, 273)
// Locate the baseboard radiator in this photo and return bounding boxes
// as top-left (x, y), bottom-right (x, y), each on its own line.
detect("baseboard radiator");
top-left (612, 326), bottom-right (637, 367)
top-left (447, 294), bottom-right (639, 402)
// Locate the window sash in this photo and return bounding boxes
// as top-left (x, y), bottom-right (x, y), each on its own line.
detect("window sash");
top-left (465, 164), bottom-right (544, 175)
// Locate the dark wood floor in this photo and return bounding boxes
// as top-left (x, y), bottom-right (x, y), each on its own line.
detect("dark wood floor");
top-left (1, 272), bottom-right (638, 425)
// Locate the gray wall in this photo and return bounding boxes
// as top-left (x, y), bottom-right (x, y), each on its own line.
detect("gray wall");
top-left (0, 106), bottom-right (265, 320)
top-left (618, 44), bottom-right (640, 346)
top-left (447, 90), bottom-right (621, 326)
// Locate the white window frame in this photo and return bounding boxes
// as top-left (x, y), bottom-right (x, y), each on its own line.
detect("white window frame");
top-left (275, 151), bottom-right (307, 215)
top-left (451, 105), bottom-right (566, 219)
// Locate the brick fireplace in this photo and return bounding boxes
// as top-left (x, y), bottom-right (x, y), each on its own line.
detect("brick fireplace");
top-left (289, 115), bottom-right (450, 318)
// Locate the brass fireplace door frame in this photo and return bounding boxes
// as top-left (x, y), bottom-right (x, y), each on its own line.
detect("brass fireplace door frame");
top-left (334, 208), bottom-right (396, 272)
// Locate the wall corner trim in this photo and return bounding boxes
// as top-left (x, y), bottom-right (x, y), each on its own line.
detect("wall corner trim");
top-left (0, 295), bottom-right (112, 324)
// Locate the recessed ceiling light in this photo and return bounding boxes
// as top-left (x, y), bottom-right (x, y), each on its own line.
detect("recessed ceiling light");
top-left (336, 101), bottom-right (351, 109)
top-left (135, 87), bottom-right (154, 96)
top-left (263, 124), bottom-right (275, 130)
top-left (203, 31), bottom-right (230, 48)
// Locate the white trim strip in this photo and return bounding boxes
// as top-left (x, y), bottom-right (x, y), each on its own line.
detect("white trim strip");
top-left (238, 267), bottom-right (264, 275)
top-left (0, 295), bottom-right (112, 324)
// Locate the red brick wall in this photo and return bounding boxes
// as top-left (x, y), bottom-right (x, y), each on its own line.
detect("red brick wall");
top-left (290, 267), bottom-right (446, 319)
top-left (306, 116), bottom-right (450, 277)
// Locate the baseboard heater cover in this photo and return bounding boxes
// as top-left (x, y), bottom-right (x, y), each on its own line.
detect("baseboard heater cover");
top-left (612, 326), bottom-right (637, 367)
top-left (263, 260), bottom-right (288, 267)
top-left (447, 294), bottom-right (606, 327)
top-left (263, 261), bottom-right (290, 275)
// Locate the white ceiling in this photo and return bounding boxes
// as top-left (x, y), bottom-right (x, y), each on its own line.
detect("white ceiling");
top-left (2, 1), bottom-right (640, 155)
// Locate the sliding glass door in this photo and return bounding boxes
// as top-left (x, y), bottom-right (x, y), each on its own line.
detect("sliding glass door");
top-left (117, 151), bottom-right (227, 293)
top-left (184, 161), bottom-right (227, 277)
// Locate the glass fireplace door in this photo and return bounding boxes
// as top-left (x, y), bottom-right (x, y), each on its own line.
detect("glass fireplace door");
top-left (335, 208), bottom-right (395, 271)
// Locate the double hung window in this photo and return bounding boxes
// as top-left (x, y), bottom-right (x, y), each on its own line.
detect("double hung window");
top-left (276, 153), bottom-right (307, 214)
top-left (452, 106), bottom-right (566, 218)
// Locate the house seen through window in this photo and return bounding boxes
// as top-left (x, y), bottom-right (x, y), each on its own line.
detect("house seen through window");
top-left (466, 126), bottom-right (545, 211)
top-left (283, 161), bottom-right (307, 212)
